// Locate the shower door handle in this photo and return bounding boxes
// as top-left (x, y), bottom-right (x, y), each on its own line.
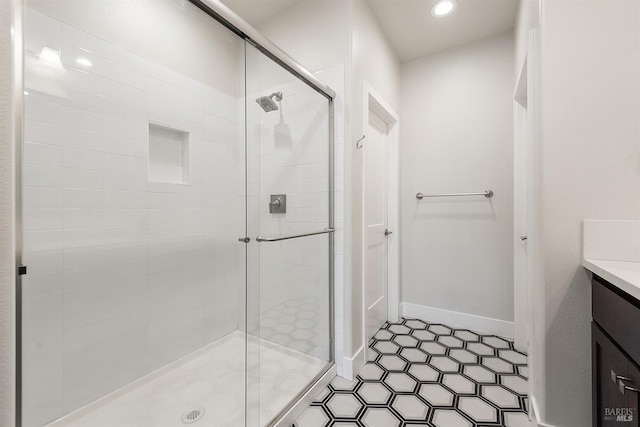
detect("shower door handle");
top-left (238, 237), bottom-right (250, 243)
top-left (256, 228), bottom-right (334, 242)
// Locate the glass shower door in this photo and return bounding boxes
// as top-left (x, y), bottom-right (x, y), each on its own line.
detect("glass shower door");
top-left (245, 42), bottom-right (333, 426)
top-left (20, 1), bottom-right (248, 425)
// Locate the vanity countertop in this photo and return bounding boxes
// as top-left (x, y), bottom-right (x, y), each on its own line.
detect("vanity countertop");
top-left (582, 220), bottom-right (640, 301)
top-left (583, 259), bottom-right (640, 301)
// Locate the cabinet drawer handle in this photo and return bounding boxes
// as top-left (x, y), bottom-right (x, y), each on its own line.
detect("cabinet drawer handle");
top-left (611, 370), bottom-right (630, 383)
top-left (611, 370), bottom-right (632, 384)
top-left (618, 379), bottom-right (640, 394)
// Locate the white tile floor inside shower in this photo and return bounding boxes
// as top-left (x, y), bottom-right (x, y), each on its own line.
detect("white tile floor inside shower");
top-left (46, 331), bottom-right (326, 427)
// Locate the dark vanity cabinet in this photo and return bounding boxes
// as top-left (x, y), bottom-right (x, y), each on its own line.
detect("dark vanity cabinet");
top-left (592, 275), bottom-right (640, 427)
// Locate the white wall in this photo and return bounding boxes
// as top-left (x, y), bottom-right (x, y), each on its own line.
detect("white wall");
top-left (538, 0), bottom-right (640, 426)
top-left (400, 32), bottom-right (514, 329)
top-left (514, 0), bottom-right (540, 80)
top-left (21, 5), bottom-right (244, 425)
top-left (256, 0), bottom-right (351, 75)
top-left (515, 0), bottom-right (640, 425)
top-left (0, 0), bottom-right (16, 425)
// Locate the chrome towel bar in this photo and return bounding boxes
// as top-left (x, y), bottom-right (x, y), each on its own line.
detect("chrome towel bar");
top-left (256, 228), bottom-right (335, 242)
top-left (416, 190), bottom-right (494, 200)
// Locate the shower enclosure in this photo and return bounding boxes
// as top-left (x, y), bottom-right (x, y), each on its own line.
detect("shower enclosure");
top-left (17, 0), bottom-right (334, 425)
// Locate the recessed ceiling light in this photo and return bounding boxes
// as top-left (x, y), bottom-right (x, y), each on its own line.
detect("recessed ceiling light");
top-left (76, 57), bottom-right (92, 68)
top-left (431, 0), bottom-right (456, 17)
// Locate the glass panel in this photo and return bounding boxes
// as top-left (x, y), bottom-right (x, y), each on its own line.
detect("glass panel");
top-left (21, 1), bottom-right (246, 425)
top-left (245, 42), bottom-right (332, 427)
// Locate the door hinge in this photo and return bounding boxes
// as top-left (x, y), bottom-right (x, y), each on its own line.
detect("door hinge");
top-left (18, 265), bottom-right (27, 276)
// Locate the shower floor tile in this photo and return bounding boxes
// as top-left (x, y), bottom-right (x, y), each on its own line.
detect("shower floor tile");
top-left (293, 319), bottom-right (530, 427)
top-left (47, 331), bottom-right (326, 427)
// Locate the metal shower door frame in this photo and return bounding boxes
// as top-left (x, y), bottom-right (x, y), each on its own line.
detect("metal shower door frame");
top-left (12, 0), bottom-right (24, 425)
top-left (190, 0), bottom-right (336, 100)
top-left (12, 0), bottom-right (336, 425)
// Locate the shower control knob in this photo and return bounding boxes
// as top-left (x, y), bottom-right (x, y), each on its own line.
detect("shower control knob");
top-left (269, 194), bottom-right (287, 214)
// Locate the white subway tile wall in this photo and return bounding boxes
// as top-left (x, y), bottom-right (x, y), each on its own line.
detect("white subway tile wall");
top-left (22, 8), bottom-right (244, 425)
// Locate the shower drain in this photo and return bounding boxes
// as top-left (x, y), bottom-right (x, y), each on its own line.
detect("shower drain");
top-left (182, 407), bottom-right (206, 424)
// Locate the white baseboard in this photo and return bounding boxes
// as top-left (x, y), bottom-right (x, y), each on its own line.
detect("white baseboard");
top-left (529, 396), bottom-right (556, 427)
top-left (530, 395), bottom-right (540, 426)
top-left (530, 395), bottom-right (540, 422)
top-left (401, 302), bottom-right (514, 339)
top-left (341, 345), bottom-right (364, 381)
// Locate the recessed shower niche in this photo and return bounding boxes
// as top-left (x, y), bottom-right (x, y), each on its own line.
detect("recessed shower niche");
top-left (148, 122), bottom-right (191, 185)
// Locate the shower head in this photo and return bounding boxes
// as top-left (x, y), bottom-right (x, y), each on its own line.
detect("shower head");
top-left (256, 92), bottom-right (283, 112)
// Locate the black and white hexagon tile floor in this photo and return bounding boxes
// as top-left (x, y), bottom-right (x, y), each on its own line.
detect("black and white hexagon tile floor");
top-left (292, 319), bottom-right (529, 427)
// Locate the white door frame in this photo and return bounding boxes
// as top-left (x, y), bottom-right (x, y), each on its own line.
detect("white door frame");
top-left (361, 81), bottom-right (400, 350)
top-left (513, 29), bottom-right (542, 423)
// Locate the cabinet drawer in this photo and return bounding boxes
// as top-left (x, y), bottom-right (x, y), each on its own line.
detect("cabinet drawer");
top-left (592, 322), bottom-right (632, 427)
top-left (593, 275), bottom-right (640, 365)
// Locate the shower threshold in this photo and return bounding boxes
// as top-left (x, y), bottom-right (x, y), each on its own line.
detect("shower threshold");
top-left (46, 331), bottom-right (327, 427)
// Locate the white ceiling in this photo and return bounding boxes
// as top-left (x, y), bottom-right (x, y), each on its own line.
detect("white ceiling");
top-left (219, 0), bottom-right (519, 63)
top-left (219, 0), bottom-right (302, 26)
top-left (367, 0), bottom-right (519, 62)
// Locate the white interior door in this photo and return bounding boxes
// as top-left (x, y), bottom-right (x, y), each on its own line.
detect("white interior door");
top-left (364, 109), bottom-right (389, 345)
top-left (513, 55), bottom-right (530, 353)
top-left (514, 31), bottom-right (539, 421)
